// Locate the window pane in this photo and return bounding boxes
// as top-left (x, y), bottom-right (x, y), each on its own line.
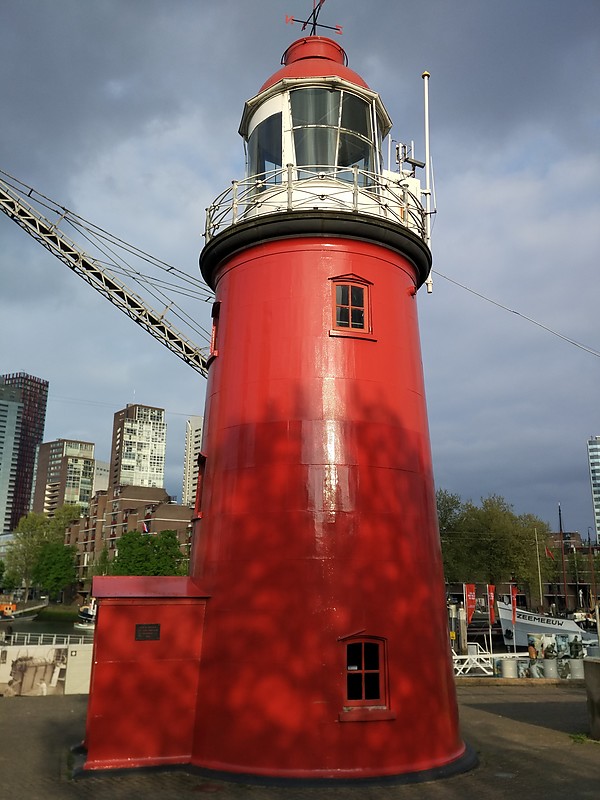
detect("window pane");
top-left (291, 88), bottom-right (340, 126)
top-left (293, 128), bottom-right (337, 169)
top-left (336, 285), bottom-right (349, 306)
top-left (248, 113), bottom-right (282, 181)
top-left (338, 133), bottom-right (373, 174)
top-left (364, 672), bottom-right (380, 700)
top-left (363, 642), bottom-right (379, 670)
top-left (347, 673), bottom-right (363, 700)
top-left (341, 94), bottom-right (371, 138)
top-left (336, 307), bottom-right (349, 327)
top-left (351, 308), bottom-right (364, 328)
top-left (347, 642), bottom-right (362, 670)
top-left (350, 286), bottom-right (364, 307)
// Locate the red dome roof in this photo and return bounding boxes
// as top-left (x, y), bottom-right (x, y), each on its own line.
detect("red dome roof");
top-left (259, 36), bottom-right (370, 92)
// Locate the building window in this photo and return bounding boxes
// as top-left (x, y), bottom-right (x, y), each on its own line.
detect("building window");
top-left (345, 639), bottom-right (383, 704)
top-left (338, 636), bottom-right (394, 722)
top-left (335, 284), bottom-right (365, 330)
top-left (330, 275), bottom-right (373, 338)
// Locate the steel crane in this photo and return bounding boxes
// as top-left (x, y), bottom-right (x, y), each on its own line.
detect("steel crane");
top-left (0, 170), bottom-right (212, 377)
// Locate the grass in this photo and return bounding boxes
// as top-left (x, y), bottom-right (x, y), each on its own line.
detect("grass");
top-left (569, 732), bottom-right (600, 745)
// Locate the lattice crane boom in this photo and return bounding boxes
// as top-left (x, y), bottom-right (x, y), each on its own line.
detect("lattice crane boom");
top-left (0, 176), bottom-right (209, 377)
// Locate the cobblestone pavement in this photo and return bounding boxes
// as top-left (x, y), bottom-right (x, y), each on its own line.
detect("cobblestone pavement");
top-left (2, 683), bottom-right (599, 800)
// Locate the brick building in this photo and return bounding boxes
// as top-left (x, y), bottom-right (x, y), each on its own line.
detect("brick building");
top-left (65, 484), bottom-right (192, 588)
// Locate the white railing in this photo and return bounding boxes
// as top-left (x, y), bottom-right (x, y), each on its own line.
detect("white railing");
top-left (6, 632), bottom-right (94, 647)
top-left (204, 164), bottom-right (427, 243)
top-left (453, 643), bottom-right (496, 676)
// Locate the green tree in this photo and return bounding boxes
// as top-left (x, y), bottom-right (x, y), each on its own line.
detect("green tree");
top-left (4, 505), bottom-right (82, 596)
top-left (4, 512), bottom-right (49, 597)
top-left (33, 542), bottom-right (77, 598)
top-left (436, 491), bottom-right (553, 603)
top-left (93, 546), bottom-right (112, 577)
top-left (48, 505), bottom-right (82, 542)
top-left (111, 529), bottom-right (184, 576)
top-left (149, 529), bottom-right (185, 576)
top-left (0, 559), bottom-right (5, 586)
top-left (436, 489), bottom-right (468, 582)
top-left (111, 531), bottom-right (152, 576)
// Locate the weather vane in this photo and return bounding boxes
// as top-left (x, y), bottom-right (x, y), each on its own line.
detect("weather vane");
top-left (286, 0), bottom-right (342, 36)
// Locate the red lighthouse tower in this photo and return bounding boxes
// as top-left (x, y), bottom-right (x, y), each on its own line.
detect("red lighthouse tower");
top-left (82, 31), bottom-right (474, 784)
top-left (190, 35), bottom-right (470, 780)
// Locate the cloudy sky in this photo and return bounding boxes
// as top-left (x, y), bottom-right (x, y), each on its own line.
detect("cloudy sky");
top-left (1, 0), bottom-right (598, 538)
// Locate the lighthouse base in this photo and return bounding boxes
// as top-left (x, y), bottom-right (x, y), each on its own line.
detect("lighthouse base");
top-left (75, 746), bottom-right (478, 785)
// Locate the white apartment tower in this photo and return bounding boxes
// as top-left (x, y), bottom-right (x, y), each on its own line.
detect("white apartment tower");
top-left (109, 404), bottom-right (166, 489)
top-left (182, 416), bottom-right (203, 507)
top-left (588, 435), bottom-right (600, 541)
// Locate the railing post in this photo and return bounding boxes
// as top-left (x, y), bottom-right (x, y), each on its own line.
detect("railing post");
top-left (231, 180), bottom-right (238, 225)
top-left (352, 166), bottom-right (359, 211)
top-left (287, 164), bottom-right (294, 210)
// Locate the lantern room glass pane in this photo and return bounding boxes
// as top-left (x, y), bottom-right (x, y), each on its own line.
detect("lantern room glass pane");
top-left (291, 88), bottom-right (340, 126)
top-left (341, 93), bottom-right (371, 138)
top-left (247, 113), bottom-right (282, 182)
top-left (293, 128), bottom-right (337, 171)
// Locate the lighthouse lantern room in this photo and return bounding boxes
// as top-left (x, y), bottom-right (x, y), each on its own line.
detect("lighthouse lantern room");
top-left (82, 30), bottom-right (475, 784)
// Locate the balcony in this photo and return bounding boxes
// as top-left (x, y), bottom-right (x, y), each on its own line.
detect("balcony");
top-left (204, 165), bottom-right (427, 244)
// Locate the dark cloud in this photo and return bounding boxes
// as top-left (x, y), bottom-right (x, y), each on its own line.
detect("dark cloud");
top-left (1, 1), bottom-right (598, 534)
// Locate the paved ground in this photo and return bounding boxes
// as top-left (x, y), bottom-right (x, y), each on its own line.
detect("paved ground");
top-left (2, 682), bottom-right (599, 799)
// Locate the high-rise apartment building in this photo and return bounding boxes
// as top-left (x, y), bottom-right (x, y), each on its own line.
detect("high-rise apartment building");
top-left (109, 404), bottom-right (166, 489)
top-left (0, 372), bottom-right (48, 530)
top-left (588, 435), bottom-right (600, 541)
top-left (182, 416), bottom-right (203, 507)
top-left (0, 385), bottom-right (24, 534)
top-left (31, 439), bottom-right (95, 516)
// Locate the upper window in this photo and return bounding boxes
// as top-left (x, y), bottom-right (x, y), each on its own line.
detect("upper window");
top-left (336, 284), bottom-right (365, 330)
top-left (330, 275), bottom-right (372, 336)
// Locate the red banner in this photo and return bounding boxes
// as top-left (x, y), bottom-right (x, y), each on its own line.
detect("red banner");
top-left (511, 584), bottom-right (518, 624)
top-left (464, 583), bottom-right (476, 624)
top-left (487, 584), bottom-right (495, 625)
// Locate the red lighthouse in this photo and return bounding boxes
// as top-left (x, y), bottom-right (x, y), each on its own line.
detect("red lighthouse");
top-left (82, 31), bottom-right (473, 783)
top-left (190, 35), bottom-right (469, 779)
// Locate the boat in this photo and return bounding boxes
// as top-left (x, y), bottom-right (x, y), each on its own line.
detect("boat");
top-left (497, 601), bottom-right (599, 649)
top-left (0, 603), bottom-right (38, 623)
top-left (77, 597), bottom-right (97, 625)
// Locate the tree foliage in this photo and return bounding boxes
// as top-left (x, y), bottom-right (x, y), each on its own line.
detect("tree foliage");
top-left (32, 542), bottom-right (77, 597)
top-left (110, 530), bottom-right (184, 576)
top-left (437, 490), bottom-right (552, 603)
top-left (4, 505), bottom-right (81, 596)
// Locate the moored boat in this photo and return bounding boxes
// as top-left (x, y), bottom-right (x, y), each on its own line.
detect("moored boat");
top-left (497, 600), bottom-right (599, 649)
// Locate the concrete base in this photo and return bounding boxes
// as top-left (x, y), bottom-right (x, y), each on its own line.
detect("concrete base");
top-left (583, 658), bottom-right (600, 740)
